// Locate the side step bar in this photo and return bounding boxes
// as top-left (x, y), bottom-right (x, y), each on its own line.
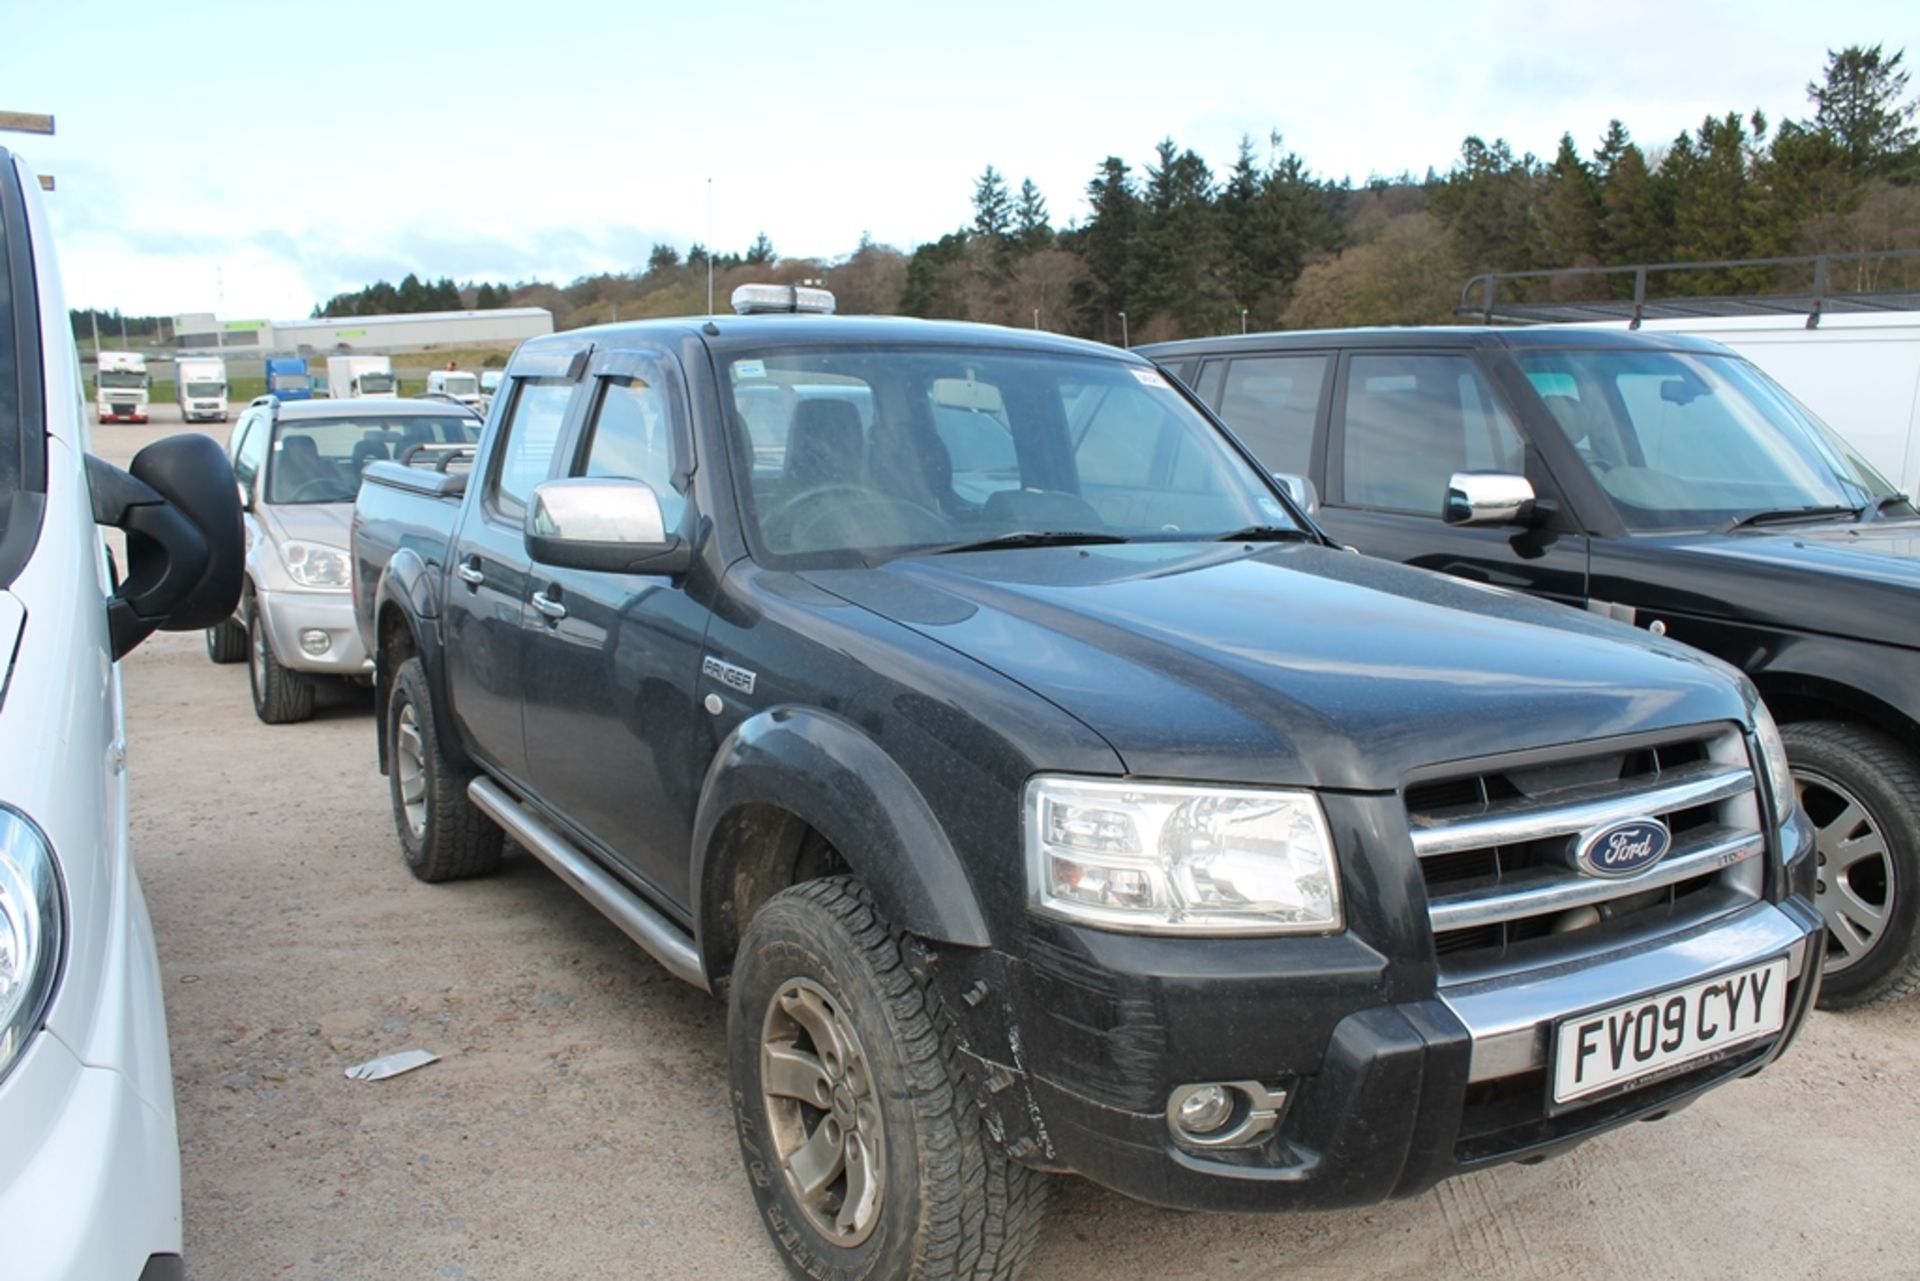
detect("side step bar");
top-left (468, 776), bottom-right (707, 991)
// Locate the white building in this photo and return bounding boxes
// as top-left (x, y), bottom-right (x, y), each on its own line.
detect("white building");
top-left (171, 307), bottom-right (554, 354)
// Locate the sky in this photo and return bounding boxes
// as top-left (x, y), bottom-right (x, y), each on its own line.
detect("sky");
top-left (2, 0), bottom-right (1911, 319)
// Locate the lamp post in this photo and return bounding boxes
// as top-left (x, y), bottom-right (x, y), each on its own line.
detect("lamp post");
top-left (1241, 307), bottom-right (1249, 334)
top-left (1118, 311), bottom-right (1128, 348)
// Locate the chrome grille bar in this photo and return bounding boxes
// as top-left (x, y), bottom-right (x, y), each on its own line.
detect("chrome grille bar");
top-left (1409, 761), bottom-right (1754, 858)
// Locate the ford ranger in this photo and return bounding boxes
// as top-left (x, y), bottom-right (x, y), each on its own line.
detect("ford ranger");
top-left (352, 286), bottom-right (1821, 1281)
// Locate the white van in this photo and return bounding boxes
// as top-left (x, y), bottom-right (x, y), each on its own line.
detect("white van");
top-left (424, 367), bottom-right (482, 410)
top-left (1568, 312), bottom-right (1920, 498)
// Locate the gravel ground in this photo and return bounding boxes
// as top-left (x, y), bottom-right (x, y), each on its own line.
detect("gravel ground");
top-left (101, 407), bottom-right (1920, 1280)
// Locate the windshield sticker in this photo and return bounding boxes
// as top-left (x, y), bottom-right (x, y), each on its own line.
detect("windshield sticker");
top-left (1130, 367), bottom-right (1171, 390)
top-left (734, 360), bottom-right (767, 381)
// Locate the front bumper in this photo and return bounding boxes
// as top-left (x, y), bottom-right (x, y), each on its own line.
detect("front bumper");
top-left (0, 1032), bottom-right (184, 1277)
top-left (992, 816), bottom-right (1822, 1212)
top-left (257, 584), bottom-right (372, 675)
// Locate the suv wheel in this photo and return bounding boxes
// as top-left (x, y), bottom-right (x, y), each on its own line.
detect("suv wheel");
top-left (249, 607), bottom-right (315, 724)
top-left (729, 876), bottom-right (1046, 1281)
top-left (1784, 721), bottom-right (1920, 1009)
top-left (205, 615), bottom-right (247, 663)
top-left (386, 656), bottom-right (501, 882)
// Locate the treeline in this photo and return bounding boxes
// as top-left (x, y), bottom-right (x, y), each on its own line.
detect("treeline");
top-left (69, 307), bottom-right (168, 345)
top-left (314, 43), bottom-right (1919, 342)
top-left (311, 272), bottom-right (516, 318)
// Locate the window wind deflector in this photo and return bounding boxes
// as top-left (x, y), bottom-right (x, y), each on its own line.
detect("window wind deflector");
top-left (1720, 504), bottom-right (1863, 532)
top-left (919, 530), bottom-right (1130, 556)
top-left (1868, 493), bottom-right (1916, 521)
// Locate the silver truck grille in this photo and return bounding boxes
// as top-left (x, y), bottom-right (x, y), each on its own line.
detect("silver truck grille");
top-left (1406, 726), bottom-right (1766, 979)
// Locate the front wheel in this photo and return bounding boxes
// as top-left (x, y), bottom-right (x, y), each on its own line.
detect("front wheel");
top-left (249, 608), bottom-right (314, 723)
top-left (729, 877), bottom-right (1046, 1281)
top-left (1784, 721), bottom-right (1920, 1009)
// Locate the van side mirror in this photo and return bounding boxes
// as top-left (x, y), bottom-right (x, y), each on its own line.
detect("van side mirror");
top-left (1444, 472), bottom-right (1537, 527)
top-left (87, 434), bottom-right (245, 660)
top-left (525, 477), bottom-right (690, 576)
top-left (1272, 472), bottom-right (1319, 517)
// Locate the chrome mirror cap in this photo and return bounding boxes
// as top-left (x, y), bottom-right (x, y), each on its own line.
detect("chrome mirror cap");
top-left (1444, 472), bottom-right (1536, 527)
top-left (1272, 471), bottom-right (1320, 517)
top-left (525, 477), bottom-right (688, 575)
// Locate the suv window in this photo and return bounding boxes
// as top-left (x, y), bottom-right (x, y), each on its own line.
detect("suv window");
top-left (1338, 353), bottom-right (1523, 514)
top-left (579, 373), bottom-right (686, 530)
top-left (1217, 355), bottom-right (1327, 478)
top-left (232, 414), bottom-right (267, 489)
top-left (490, 377), bottom-right (574, 522)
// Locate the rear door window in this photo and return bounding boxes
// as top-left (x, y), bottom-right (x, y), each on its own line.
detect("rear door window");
top-left (1216, 355), bottom-right (1328, 477)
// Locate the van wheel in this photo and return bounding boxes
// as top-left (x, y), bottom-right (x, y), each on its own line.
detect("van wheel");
top-left (386, 656), bottom-right (501, 882)
top-left (1784, 722), bottom-right (1920, 1009)
top-left (206, 616), bottom-right (247, 663)
top-left (249, 608), bottom-right (314, 724)
top-left (729, 877), bottom-right (1046, 1281)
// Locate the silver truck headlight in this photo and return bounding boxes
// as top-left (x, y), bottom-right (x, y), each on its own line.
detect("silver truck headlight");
top-left (0, 808), bottom-right (63, 1084)
top-left (1750, 701), bottom-right (1796, 825)
top-left (280, 539), bottom-right (351, 590)
top-left (1024, 776), bottom-right (1342, 935)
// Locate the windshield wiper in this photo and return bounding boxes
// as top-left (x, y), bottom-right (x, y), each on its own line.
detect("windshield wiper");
top-left (921, 530), bottom-right (1131, 556)
top-left (1212, 524), bottom-right (1313, 543)
top-left (1721, 504), bottom-right (1863, 532)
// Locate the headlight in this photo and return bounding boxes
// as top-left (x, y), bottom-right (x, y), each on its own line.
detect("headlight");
top-left (1024, 776), bottom-right (1342, 934)
top-left (0, 808), bottom-right (63, 1084)
top-left (280, 540), bottom-right (351, 590)
top-left (1749, 701), bottom-right (1797, 825)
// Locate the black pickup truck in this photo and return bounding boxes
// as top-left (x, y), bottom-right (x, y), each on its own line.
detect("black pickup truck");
top-left (352, 293), bottom-right (1820, 1281)
top-left (1142, 326), bottom-right (1920, 1009)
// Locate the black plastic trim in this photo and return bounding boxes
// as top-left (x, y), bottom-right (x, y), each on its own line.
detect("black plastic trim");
top-left (0, 146), bottom-right (49, 591)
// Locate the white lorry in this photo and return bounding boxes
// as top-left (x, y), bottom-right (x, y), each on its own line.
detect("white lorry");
top-left (424, 367), bottom-right (482, 409)
top-left (324, 354), bottom-right (398, 399)
top-left (1570, 313), bottom-right (1920, 500)
top-left (95, 350), bottom-right (149, 424)
top-left (174, 356), bottom-right (228, 423)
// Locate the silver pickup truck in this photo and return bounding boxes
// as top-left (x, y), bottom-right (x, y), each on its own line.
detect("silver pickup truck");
top-left (205, 395), bottom-right (482, 722)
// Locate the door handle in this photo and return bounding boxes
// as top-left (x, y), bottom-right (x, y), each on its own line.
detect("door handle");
top-left (455, 561), bottom-right (485, 587)
top-left (531, 589), bottom-right (567, 621)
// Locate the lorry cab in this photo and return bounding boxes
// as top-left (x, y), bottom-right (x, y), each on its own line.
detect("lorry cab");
top-left (175, 357), bottom-right (228, 423)
top-left (95, 350), bottom-right (149, 423)
top-left (264, 356), bottom-right (313, 401)
top-left (424, 368), bottom-right (482, 410)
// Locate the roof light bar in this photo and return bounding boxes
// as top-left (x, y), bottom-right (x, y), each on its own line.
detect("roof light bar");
top-left (731, 284), bottom-right (836, 316)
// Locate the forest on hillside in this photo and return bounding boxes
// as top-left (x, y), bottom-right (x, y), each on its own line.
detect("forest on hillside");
top-left (93, 43), bottom-right (1918, 347)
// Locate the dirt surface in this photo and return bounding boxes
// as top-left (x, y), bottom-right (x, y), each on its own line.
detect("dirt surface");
top-left (103, 407), bottom-right (1920, 1280)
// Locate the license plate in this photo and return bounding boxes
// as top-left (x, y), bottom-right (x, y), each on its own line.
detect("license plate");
top-left (1551, 956), bottom-right (1789, 1106)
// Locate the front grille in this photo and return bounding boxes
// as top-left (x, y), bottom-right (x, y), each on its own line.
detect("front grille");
top-left (1407, 726), bottom-right (1766, 980)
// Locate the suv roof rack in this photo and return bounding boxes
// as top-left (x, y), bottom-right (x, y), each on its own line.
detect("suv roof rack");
top-left (1458, 248), bottom-right (1920, 328)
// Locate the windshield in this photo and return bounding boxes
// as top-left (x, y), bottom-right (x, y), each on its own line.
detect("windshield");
top-left (99, 370), bottom-right (147, 389)
top-left (725, 346), bottom-right (1298, 561)
top-left (358, 372), bottom-right (395, 393)
top-left (266, 413), bottom-right (481, 504)
top-left (1514, 349), bottom-right (1899, 531)
top-left (185, 380), bottom-right (224, 397)
top-left (269, 371), bottom-right (310, 392)
top-left (440, 373), bottom-right (478, 395)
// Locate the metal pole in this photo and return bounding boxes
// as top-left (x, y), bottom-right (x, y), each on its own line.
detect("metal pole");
top-left (1118, 311), bottom-right (1128, 348)
top-left (1241, 307), bottom-right (1248, 334)
top-left (119, 314), bottom-right (129, 348)
top-left (1033, 308), bottom-right (1039, 329)
top-left (706, 177), bottom-right (715, 317)
top-left (89, 311), bottom-right (101, 356)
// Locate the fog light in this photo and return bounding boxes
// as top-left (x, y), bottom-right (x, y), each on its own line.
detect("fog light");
top-left (299, 629), bottom-right (331, 656)
top-left (1174, 1085), bottom-right (1235, 1136)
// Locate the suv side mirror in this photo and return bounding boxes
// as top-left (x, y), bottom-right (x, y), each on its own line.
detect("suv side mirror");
top-left (1444, 472), bottom-right (1537, 527)
top-left (1272, 472), bottom-right (1319, 517)
top-left (87, 434), bottom-right (245, 660)
top-left (525, 478), bottom-right (691, 576)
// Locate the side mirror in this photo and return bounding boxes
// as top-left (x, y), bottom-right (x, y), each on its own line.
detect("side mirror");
top-left (1272, 472), bottom-right (1320, 517)
top-left (525, 477), bottom-right (690, 575)
top-left (1444, 471), bottom-right (1537, 527)
top-left (87, 434), bottom-right (245, 660)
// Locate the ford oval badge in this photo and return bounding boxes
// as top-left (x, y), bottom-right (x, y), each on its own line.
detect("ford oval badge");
top-left (1575, 817), bottom-right (1672, 878)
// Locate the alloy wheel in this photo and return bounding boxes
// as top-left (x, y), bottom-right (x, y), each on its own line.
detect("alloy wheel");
top-left (394, 700), bottom-right (428, 840)
top-left (1798, 767), bottom-right (1894, 973)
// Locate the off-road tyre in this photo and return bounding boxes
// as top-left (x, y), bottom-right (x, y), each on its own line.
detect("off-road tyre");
top-left (248, 607), bottom-right (315, 724)
top-left (205, 615), bottom-right (247, 663)
top-left (1784, 721), bottom-right (1920, 1010)
top-left (729, 876), bottom-right (1047, 1281)
top-left (386, 656), bottom-right (502, 882)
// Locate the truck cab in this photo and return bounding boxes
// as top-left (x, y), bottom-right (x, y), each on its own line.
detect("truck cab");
top-left (263, 355), bottom-right (312, 401)
top-left (174, 356), bottom-right (228, 422)
top-left (95, 350), bottom-right (148, 423)
top-left (424, 367), bottom-right (482, 410)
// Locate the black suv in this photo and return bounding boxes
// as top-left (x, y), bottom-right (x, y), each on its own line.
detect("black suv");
top-left (1143, 325), bottom-right (1919, 1007)
top-left (353, 304), bottom-right (1820, 1280)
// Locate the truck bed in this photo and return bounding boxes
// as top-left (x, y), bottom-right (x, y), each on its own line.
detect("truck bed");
top-left (350, 452), bottom-right (473, 652)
